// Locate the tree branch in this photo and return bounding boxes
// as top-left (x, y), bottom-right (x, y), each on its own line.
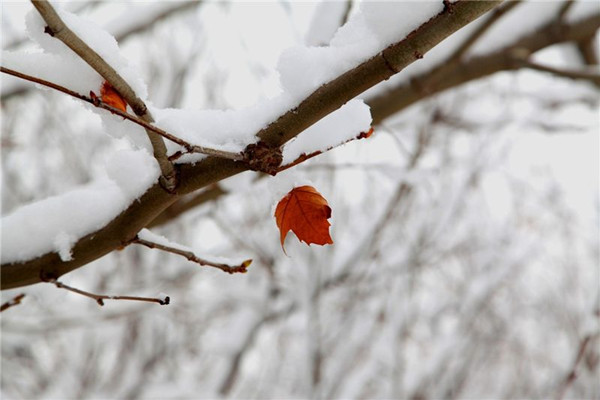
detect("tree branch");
top-left (255, 0), bottom-right (501, 148)
top-left (369, 12), bottom-right (600, 124)
top-left (0, 66), bottom-right (243, 161)
top-left (31, 0), bottom-right (177, 191)
top-left (2, 0), bottom-right (501, 289)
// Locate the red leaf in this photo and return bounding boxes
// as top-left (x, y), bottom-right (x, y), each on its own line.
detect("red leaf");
top-left (100, 81), bottom-right (127, 112)
top-left (274, 186), bottom-right (333, 252)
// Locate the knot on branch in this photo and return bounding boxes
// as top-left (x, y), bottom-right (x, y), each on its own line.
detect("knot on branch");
top-left (443, 0), bottom-right (455, 14)
top-left (242, 141), bottom-right (283, 176)
top-left (43, 26), bottom-right (55, 36)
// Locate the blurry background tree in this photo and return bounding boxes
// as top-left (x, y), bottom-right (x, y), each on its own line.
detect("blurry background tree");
top-left (1, 1), bottom-right (599, 399)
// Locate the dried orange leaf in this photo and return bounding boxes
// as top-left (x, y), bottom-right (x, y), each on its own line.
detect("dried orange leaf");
top-left (274, 185), bottom-right (333, 252)
top-left (100, 81), bottom-right (127, 112)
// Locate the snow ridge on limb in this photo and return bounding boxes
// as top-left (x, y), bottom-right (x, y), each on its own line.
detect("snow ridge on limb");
top-left (1, 1), bottom-right (501, 290)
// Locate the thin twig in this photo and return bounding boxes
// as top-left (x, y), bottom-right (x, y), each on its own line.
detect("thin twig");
top-left (0, 66), bottom-right (243, 161)
top-left (276, 127), bottom-right (373, 173)
top-left (31, 0), bottom-right (177, 191)
top-left (557, 0), bottom-right (575, 21)
top-left (0, 293), bottom-right (26, 312)
top-left (44, 278), bottom-right (169, 306)
top-left (555, 334), bottom-right (596, 400)
top-left (133, 237), bottom-right (252, 274)
top-left (449, 0), bottom-right (522, 62)
top-left (512, 57), bottom-right (600, 84)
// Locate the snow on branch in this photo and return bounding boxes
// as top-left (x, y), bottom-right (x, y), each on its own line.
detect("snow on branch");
top-left (1, 1), bottom-right (502, 290)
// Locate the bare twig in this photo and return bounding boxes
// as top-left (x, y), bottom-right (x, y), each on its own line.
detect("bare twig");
top-left (555, 334), bottom-right (596, 400)
top-left (0, 66), bottom-right (243, 161)
top-left (31, 0), bottom-right (177, 191)
top-left (44, 278), bottom-right (169, 306)
top-left (449, 0), bottom-right (522, 62)
top-left (0, 293), bottom-right (26, 312)
top-left (276, 127), bottom-right (374, 173)
top-left (511, 56), bottom-right (600, 84)
top-left (557, 0), bottom-right (575, 22)
top-left (133, 237), bottom-right (251, 274)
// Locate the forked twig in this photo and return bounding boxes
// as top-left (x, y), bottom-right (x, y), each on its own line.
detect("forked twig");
top-left (133, 237), bottom-right (251, 274)
top-left (0, 293), bottom-right (26, 312)
top-left (0, 66), bottom-right (243, 161)
top-left (43, 278), bottom-right (169, 306)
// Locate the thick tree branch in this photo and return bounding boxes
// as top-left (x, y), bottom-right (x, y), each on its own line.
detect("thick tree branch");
top-left (255, 1), bottom-right (501, 148)
top-left (2, 1), bottom-right (500, 289)
top-left (31, 0), bottom-right (177, 191)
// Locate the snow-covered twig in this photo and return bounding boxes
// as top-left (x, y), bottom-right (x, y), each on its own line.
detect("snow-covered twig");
top-left (31, 0), bottom-right (177, 191)
top-left (133, 237), bottom-right (252, 274)
top-left (44, 278), bottom-right (169, 307)
top-left (0, 66), bottom-right (243, 161)
top-left (0, 293), bottom-right (26, 312)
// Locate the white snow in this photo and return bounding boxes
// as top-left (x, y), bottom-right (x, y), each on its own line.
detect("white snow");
top-left (54, 231), bottom-right (76, 261)
top-left (25, 6), bottom-right (148, 100)
top-left (1, 149), bottom-right (159, 264)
